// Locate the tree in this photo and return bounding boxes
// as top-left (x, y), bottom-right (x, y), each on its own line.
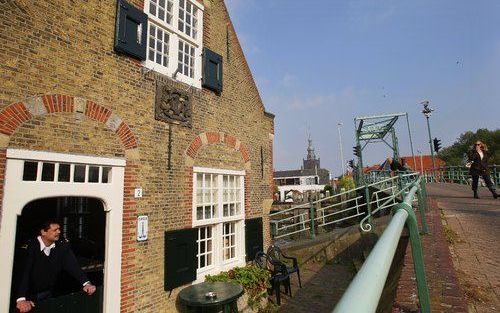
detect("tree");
top-left (438, 128), bottom-right (500, 166)
top-left (338, 175), bottom-right (356, 191)
top-left (323, 184), bottom-right (333, 195)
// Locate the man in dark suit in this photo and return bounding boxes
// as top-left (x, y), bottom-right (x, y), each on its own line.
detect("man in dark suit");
top-left (15, 220), bottom-right (96, 313)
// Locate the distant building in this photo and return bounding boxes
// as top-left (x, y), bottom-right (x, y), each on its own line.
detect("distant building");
top-left (274, 137), bottom-right (330, 202)
top-left (400, 155), bottom-right (445, 172)
top-left (364, 155), bottom-right (445, 173)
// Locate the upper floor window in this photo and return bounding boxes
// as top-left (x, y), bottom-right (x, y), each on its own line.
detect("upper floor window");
top-left (148, 24), bottom-right (170, 67)
top-left (144, 0), bottom-right (203, 87)
top-left (148, 0), bottom-right (173, 25)
top-left (178, 0), bottom-right (198, 39)
top-left (178, 39), bottom-right (195, 78)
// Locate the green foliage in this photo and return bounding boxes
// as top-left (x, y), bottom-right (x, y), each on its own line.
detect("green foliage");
top-left (205, 266), bottom-right (270, 297)
top-left (438, 128), bottom-right (500, 165)
top-left (338, 175), bottom-right (355, 191)
top-left (323, 184), bottom-right (333, 195)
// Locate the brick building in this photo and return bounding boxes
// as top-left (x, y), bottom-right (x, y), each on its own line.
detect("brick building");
top-left (400, 155), bottom-right (445, 172)
top-left (0, 0), bottom-right (274, 312)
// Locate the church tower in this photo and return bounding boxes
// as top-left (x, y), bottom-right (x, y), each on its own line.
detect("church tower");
top-left (303, 135), bottom-right (321, 170)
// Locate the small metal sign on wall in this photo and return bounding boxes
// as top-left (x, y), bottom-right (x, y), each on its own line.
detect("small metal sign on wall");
top-left (137, 215), bottom-right (148, 241)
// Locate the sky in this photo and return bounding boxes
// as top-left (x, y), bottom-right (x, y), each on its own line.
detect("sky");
top-left (225, 0), bottom-right (500, 176)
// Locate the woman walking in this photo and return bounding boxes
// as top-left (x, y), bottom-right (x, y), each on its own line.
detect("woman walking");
top-left (468, 141), bottom-right (498, 199)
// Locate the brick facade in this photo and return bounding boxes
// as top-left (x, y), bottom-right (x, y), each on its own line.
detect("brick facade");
top-left (0, 0), bottom-right (274, 312)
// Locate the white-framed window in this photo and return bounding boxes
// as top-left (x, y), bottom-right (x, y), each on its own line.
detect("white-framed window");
top-left (193, 167), bottom-right (246, 280)
top-left (148, 0), bottom-right (173, 25)
top-left (197, 226), bottom-right (213, 270)
top-left (178, 0), bottom-right (198, 39)
top-left (148, 24), bottom-right (170, 67)
top-left (223, 222), bottom-right (236, 261)
top-left (222, 175), bottom-right (242, 217)
top-left (144, 0), bottom-right (203, 87)
top-left (178, 39), bottom-right (195, 78)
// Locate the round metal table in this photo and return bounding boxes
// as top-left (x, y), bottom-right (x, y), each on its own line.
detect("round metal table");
top-left (178, 281), bottom-right (244, 313)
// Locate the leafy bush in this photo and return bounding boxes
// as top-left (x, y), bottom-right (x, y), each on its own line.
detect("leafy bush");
top-left (339, 175), bottom-right (355, 190)
top-left (205, 266), bottom-right (270, 297)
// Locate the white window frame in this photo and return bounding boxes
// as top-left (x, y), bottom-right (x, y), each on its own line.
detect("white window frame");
top-left (192, 167), bottom-right (246, 281)
top-left (144, 0), bottom-right (204, 88)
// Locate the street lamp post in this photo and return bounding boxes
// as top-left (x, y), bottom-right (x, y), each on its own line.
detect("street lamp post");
top-left (337, 122), bottom-right (345, 175)
top-left (420, 101), bottom-right (436, 171)
top-left (417, 149), bottom-right (424, 173)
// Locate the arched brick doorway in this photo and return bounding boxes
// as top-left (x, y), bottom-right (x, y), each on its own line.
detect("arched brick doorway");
top-left (10, 197), bottom-right (106, 312)
top-left (0, 94), bottom-right (137, 313)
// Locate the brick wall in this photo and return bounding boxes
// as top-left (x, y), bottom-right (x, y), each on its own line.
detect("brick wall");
top-left (0, 0), bottom-right (274, 311)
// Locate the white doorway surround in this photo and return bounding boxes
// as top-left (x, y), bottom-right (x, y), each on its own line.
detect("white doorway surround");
top-left (0, 149), bottom-right (125, 313)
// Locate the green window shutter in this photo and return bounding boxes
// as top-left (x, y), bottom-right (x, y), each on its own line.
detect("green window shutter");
top-left (114, 0), bottom-right (148, 60)
top-left (202, 48), bottom-right (223, 94)
top-left (245, 217), bottom-right (263, 262)
top-left (164, 228), bottom-right (197, 290)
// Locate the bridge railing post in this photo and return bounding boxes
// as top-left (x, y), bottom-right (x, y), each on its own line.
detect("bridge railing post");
top-left (309, 199), bottom-right (316, 239)
top-left (396, 202), bottom-right (431, 313)
top-left (270, 221), bottom-right (277, 238)
top-left (417, 180), bottom-right (429, 234)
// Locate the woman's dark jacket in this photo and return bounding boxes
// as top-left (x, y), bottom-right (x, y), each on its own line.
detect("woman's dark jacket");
top-left (468, 150), bottom-right (491, 176)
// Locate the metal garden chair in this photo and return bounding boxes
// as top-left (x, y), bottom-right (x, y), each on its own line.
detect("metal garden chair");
top-left (267, 245), bottom-right (302, 288)
top-left (254, 251), bottom-right (291, 305)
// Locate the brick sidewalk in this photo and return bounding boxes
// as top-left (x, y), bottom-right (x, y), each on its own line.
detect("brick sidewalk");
top-left (393, 182), bottom-right (500, 313)
top-left (392, 194), bottom-right (468, 312)
top-left (427, 183), bottom-right (500, 313)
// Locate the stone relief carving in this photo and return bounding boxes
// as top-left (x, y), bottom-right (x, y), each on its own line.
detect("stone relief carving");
top-left (155, 83), bottom-right (192, 126)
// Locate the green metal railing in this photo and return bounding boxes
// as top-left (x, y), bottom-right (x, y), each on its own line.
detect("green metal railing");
top-left (421, 165), bottom-right (499, 187)
top-left (270, 171), bottom-right (430, 312)
top-left (269, 173), bottom-right (421, 240)
top-left (333, 177), bottom-right (430, 313)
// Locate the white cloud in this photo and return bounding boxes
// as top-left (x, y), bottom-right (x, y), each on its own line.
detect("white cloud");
top-left (281, 74), bottom-right (297, 87)
top-left (266, 87), bottom-right (360, 111)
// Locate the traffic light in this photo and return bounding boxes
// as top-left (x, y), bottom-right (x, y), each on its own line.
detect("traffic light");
top-left (433, 138), bottom-right (442, 152)
top-left (353, 145), bottom-right (361, 157)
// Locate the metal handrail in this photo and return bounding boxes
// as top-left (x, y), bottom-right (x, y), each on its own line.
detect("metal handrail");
top-left (270, 174), bottom-right (421, 239)
top-left (421, 164), bottom-right (499, 186)
top-left (332, 177), bottom-right (430, 313)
